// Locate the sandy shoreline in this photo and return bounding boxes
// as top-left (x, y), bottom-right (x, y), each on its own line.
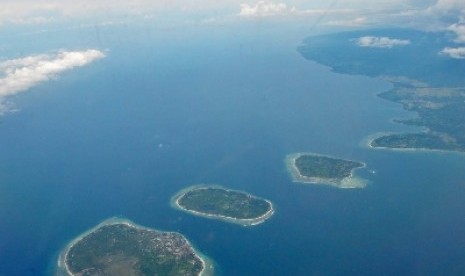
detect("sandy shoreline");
top-left (171, 185), bottom-right (275, 227)
top-left (285, 153), bottom-right (367, 189)
top-left (363, 132), bottom-right (465, 155)
top-left (56, 217), bottom-right (213, 276)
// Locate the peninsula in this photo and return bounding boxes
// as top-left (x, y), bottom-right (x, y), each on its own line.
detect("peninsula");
top-left (172, 185), bottom-right (274, 226)
top-left (298, 29), bottom-right (465, 153)
top-left (368, 86), bottom-right (465, 152)
top-left (56, 218), bottom-right (213, 276)
top-left (286, 153), bottom-right (367, 188)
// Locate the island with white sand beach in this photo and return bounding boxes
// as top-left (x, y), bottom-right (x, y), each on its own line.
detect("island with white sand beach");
top-left (298, 29), bottom-right (465, 154)
top-left (56, 217), bottom-right (213, 276)
top-left (171, 185), bottom-right (274, 226)
top-left (286, 153), bottom-right (367, 189)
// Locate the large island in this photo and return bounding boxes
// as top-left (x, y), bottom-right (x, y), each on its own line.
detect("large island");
top-left (286, 153), bottom-right (367, 188)
top-left (367, 85), bottom-right (465, 152)
top-left (298, 29), bottom-right (465, 153)
top-left (56, 218), bottom-right (213, 276)
top-left (172, 185), bottom-right (274, 226)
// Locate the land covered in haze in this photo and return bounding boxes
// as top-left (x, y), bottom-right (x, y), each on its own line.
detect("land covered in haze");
top-left (298, 29), bottom-right (465, 152)
top-left (172, 186), bottom-right (274, 226)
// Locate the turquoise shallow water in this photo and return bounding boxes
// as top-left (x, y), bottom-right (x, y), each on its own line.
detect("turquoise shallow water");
top-left (0, 23), bottom-right (465, 275)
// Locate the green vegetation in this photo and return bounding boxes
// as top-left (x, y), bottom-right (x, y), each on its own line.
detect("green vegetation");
top-left (374, 87), bottom-right (465, 151)
top-left (295, 154), bottom-right (364, 179)
top-left (298, 29), bottom-right (465, 152)
top-left (372, 133), bottom-right (463, 151)
top-left (297, 29), bottom-right (465, 87)
top-left (177, 187), bottom-right (272, 220)
top-left (286, 153), bottom-right (367, 188)
top-left (65, 223), bottom-right (205, 276)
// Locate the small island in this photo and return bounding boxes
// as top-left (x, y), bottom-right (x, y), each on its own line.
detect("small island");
top-left (286, 153), bottom-right (367, 188)
top-left (172, 186), bottom-right (274, 226)
top-left (369, 132), bottom-right (464, 152)
top-left (56, 218), bottom-right (213, 276)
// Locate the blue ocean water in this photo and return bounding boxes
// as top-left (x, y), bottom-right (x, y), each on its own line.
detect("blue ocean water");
top-left (1, 23), bottom-right (465, 275)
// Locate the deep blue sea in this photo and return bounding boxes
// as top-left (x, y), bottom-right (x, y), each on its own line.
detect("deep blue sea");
top-left (1, 22), bottom-right (465, 275)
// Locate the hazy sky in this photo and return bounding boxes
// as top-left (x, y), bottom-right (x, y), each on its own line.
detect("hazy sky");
top-left (0, 0), bottom-right (464, 113)
top-left (1, 0), bottom-right (464, 29)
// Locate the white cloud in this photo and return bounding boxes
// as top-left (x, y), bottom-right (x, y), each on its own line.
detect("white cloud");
top-left (0, 0), bottom-right (464, 32)
top-left (0, 2), bottom-right (62, 26)
top-left (238, 1), bottom-right (360, 18)
top-left (431, 0), bottom-right (465, 11)
top-left (234, 0), bottom-right (465, 31)
top-left (448, 22), bottom-right (465, 43)
top-left (236, 0), bottom-right (372, 30)
top-left (326, 17), bottom-right (368, 27)
top-left (425, 0), bottom-right (465, 28)
top-left (356, 36), bottom-right (411, 48)
top-left (0, 0), bottom-right (244, 25)
top-left (0, 49), bottom-right (105, 114)
top-left (239, 1), bottom-right (291, 17)
top-left (440, 47), bottom-right (465, 59)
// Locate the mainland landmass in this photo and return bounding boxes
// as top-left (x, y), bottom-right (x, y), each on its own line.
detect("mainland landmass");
top-left (298, 29), bottom-right (465, 152)
top-left (56, 218), bottom-right (213, 276)
top-left (172, 186), bottom-right (274, 226)
top-left (286, 153), bottom-right (367, 188)
top-left (370, 86), bottom-right (465, 151)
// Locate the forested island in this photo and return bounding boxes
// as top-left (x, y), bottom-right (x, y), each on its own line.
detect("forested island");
top-left (172, 186), bottom-right (274, 226)
top-left (56, 218), bottom-right (213, 276)
top-left (286, 153), bottom-right (367, 188)
top-left (298, 29), bottom-right (465, 153)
